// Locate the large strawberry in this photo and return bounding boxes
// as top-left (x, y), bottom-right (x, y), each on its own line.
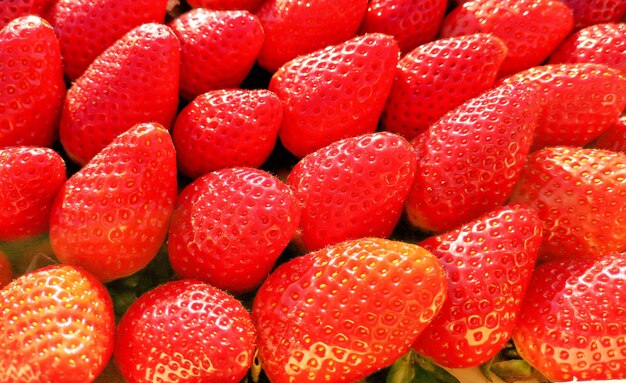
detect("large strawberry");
top-left (187, 0), bottom-right (264, 12)
top-left (252, 238), bottom-right (447, 383)
top-left (591, 114), bottom-right (626, 152)
top-left (270, 33), bottom-right (399, 158)
top-left (0, 0), bottom-right (54, 29)
top-left (0, 265), bottom-right (115, 383)
top-left (50, 123), bottom-right (177, 282)
top-left (0, 250), bottom-right (12, 288)
top-left (559, 0), bottom-right (626, 29)
top-left (59, 23), bottom-right (180, 166)
top-left (0, 15), bottom-right (65, 148)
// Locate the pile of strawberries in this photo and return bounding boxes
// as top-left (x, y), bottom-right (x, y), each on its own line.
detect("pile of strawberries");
top-left (1, 0), bottom-right (625, 382)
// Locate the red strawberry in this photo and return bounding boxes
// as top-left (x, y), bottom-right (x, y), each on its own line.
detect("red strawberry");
top-left (50, 123), bottom-right (177, 282)
top-left (59, 23), bottom-right (180, 166)
top-left (270, 33), bottom-right (399, 158)
top-left (405, 82), bottom-right (543, 233)
top-left (47, 0), bottom-right (168, 80)
top-left (187, 0), bottom-right (264, 12)
top-left (0, 0), bottom-right (54, 29)
top-left (591, 114), bottom-right (626, 152)
top-left (256, 0), bottom-right (368, 72)
top-left (169, 9), bottom-right (264, 100)
top-left (509, 147), bottom-right (626, 262)
top-left (440, 0), bottom-right (574, 76)
top-left (252, 238), bottom-right (447, 383)
top-left (0, 15), bottom-right (65, 148)
top-left (413, 204), bottom-right (542, 368)
top-left (382, 33), bottom-right (508, 140)
top-left (359, 0), bottom-right (448, 53)
top-left (0, 265), bottom-right (115, 383)
top-left (0, 146), bottom-right (66, 241)
top-left (513, 253), bottom-right (626, 381)
top-left (168, 167), bottom-right (300, 294)
top-left (559, 0), bottom-right (626, 29)
top-left (115, 280), bottom-right (257, 383)
top-left (0, 250), bottom-right (12, 288)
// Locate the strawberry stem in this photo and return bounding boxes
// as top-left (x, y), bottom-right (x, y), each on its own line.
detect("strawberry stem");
top-left (387, 351), bottom-right (460, 383)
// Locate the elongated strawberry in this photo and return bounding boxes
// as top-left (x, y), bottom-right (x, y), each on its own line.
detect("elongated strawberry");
top-left (252, 238), bottom-right (447, 383)
top-left (0, 265), bottom-right (115, 383)
top-left (187, 0), bottom-right (264, 12)
top-left (591, 114), bottom-right (626, 152)
top-left (59, 23), bottom-right (179, 166)
top-left (559, 0), bottom-right (626, 29)
top-left (0, 250), bottom-right (12, 288)
top-left (0, 0), bottom-right (54, 29)
top-left (50, 123), bottom-right (177, 282)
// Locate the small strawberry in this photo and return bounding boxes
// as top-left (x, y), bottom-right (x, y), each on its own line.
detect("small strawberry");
top-left (0, 0), bottom-right (54, 29)
top-left (115, 280), bottom-right (257, 383)
top-left (559, 0), bottom-right (626, 29)
top-left (50, 123), bottom-right (177, 282)
top-left (0, 250), bottom-right (12, 288)
top-left (270, 33), bottom-right (399, 158)
top-left (187, 0), bottom-right (264, 12)
top-left (59, 23), bottom-right (180, 166)
top-left (0, 146), bottom-right (66, 241)
top-left (0, 265), bottom-right (115, 383)
top-left (591, 114), bottom-right (626, 152)
top-left (252, 237), bottom-right (447, 383)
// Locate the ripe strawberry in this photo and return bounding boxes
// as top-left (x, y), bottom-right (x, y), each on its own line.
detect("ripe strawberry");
top-left (559, 0), bottom-right (626, 29)
top-left (0, 15), bottom-right (65, 148)
top-left (270, 33), bottom-right (399, 158)
top-left (256, 0), bottom-right (368, 72)
top-left (168, 167), bottom-right (300, 294)
top-left (413, 205), bottom-right (542, 368)
top-left (513, 253), bottom-right (626, 381)
top-left (0, 250), bottom-right (12, 288)
top-left (382, 33), bottom-right (508, 140)
top-left (47, 0), bottom-right (168, 80)
top-left (252, 238), bottom-right (447, 383)
top-left (440, 0), bottom-right (574, 76)
top-left (59, 23), bottom-right (180, 166)
top-left (591, 114), bottom-right (626, 152)
top-left (0, 146), bottom-right (66, 241)
top-left (187, 0), bottom-right (264, 12)
top-left (509, 147), bottom-right (626, 262)
top-left (405, 82), bottom-right (543, 234)
top-left (50, 123), bottom-right (177, 282)
top-left (0, 0), bottom-right (54, 29)
top-left (115, 280), bottom-right (256, 383)
top-left (0, 265), bottom-right (115, 383)
top-left (169, 9), bottom-right (264, 100)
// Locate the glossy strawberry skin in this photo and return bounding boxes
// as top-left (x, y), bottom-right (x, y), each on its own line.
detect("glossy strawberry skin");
top-left (271, 33), bottom-right (399, 158)
top-left (0, 15), bottom-right (65, 148)
top-left (0, 265), bottom-right (115, 383)
top-left (591, 114), bottom-right (626, 152)
top-left (168, 167), bottom-right (300, 294)
top-left (382, 33), bottom-right (508, 140)
top-left (0, 250), bottom-right (12, 288)
top-left (59, 23), bottom-right (180, 166)
top-left (50, 123), bottom-right (177, 283)
top-left (187, 0), bottom-right (264, 11)
top-left (252, 238), bottom-right (447, 383)
top-left (513, 253), bottom-right (626, 381)
top-left (0, 146), bottom-right (66, 241)
top-left (0, 0), bottom-right (54, 29)
top-left (115, 280), bottom-right (257, 383)
top-left (559, 0), bottom-right (626, 29)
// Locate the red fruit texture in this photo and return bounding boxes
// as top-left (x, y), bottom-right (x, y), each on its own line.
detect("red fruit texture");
top-left (115, 280), bottom-right (257, 383)
top-left (187, 0), bottom-right (264, 12)
top-left (0, 146), bottom-right (66, 241)
top-left (256, 0), bottom-right (368, 72)
top-left (47, 0), bottom-right (168, 80)
top-left (50, 123), bottom-right (177, 283)
top-left (591, 114), bottom-right (626, 152)
top-left (252, 238), bottom-right (448, 383)
top-left (440, 0), bottom-right (574, 76)
top-left (513, 253), bottom-right (626, 381)
top-left (0, 250), bottom-right (12, 288)
top-left (0, 15), bottom-right (65, 148)
top-left (271, 33), bottom-right (399, 158)
top-left (168, 167), bottom-right (300, 294)
top-left (559, 0), bottom-right (626, 29)
top-left (169, 9), bottom-right (264, 100)
top-left (0, 265), bottom-right (115, 383)
top-left (0, 0), bottom-right (54, 29)
top-left (60, 23), bottom-right (180, 166)
top-left (382, 33), bottom-right (508, 140)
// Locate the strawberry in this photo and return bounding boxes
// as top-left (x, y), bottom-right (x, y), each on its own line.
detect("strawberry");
top-left (0, 0), bottom-right (54, 29)
top-left (0, 15), bottom-right (65, 148)
top-left (187, 0), bottom-right (264, 12)
top-left (440, 0), bottom-right (574, 76)
top-left (47, 0), bottom-right (168, 80)
top-left (359, 0), bottom-right (448, 53)
top-left (591, 114), bottom-right (626, 152)
top-left (50, 123), bottom-right (177, 282)
top-left (252, 237), bottom-right (447, 383)
top-left (382, 33), bottom-right (508, 140)
top-left (559, 0), bottom-right (626, 29)
top-left (0, 146), bottom-right (67, 241)
top-left (509, 147), bottom-right (626, 262)
top-left (168, 167), bottom-right (300, 294)
top-left (59, 23), bottom-right (180, 166)
top-left (405, 82), bottom-right (543, 234)
top-left (413, 204), bottom-right (543, 368)
top-left (115, 280), bottom-right (257, 383)
top-left (256, 0), bottom-right (368, 72)
top-left (0, 250), bottom-right (12, 288)
top-left (513, 253), bottom-right (626, 381)
top-left (169, 9), bottom-right (264, 100)
top-left (270, 33), bottom-right (399, 158)
top-left (0, 264), bottom-right (115, 383)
